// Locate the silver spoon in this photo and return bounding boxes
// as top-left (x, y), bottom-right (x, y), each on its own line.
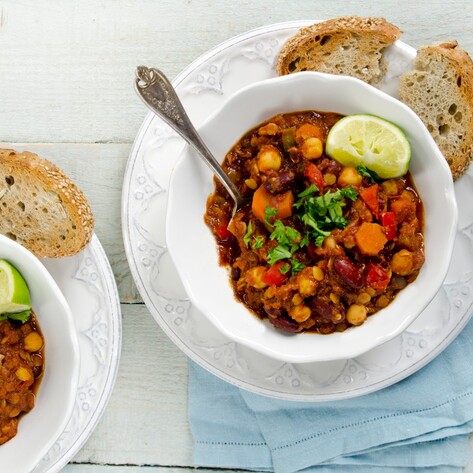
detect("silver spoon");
top-left (135, 66), bottom-right (247, 215)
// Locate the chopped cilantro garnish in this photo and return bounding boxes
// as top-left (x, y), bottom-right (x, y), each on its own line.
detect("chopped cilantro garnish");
top-left (290, 259), bottom-right (305, 273)
top-left (356, 165), bottom-right (382, 184)
top-left (252, 236), bottom-right (264, 249)
top-left (267, 245), bottom-right (293, 265)
top-left (295, 185), bottom-right (358, 247)
top-left (243, 220), bottom-right (253, 248)
top-left (264, 206), bottom-right (278, 224)
top-left (279, 263), bottom-right (291, 275)
top-left (260, 183), bottom-right (358, 270)
top-left (244, 221), bottom-right (265, 249)
top-left (264, 207), bottom-right (303, 267)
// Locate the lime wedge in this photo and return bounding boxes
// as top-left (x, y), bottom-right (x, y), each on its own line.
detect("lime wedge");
top-left (326, 114), bottom-right (411, 179)
top-left (0, 259), bottom-right (31, 314)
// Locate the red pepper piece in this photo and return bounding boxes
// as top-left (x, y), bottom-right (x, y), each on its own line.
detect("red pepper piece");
top-left (380, 211), bottom-right (397, 240)
top-left (360, 184), bottom-right (379, 219)
top-left (304, 162), bottom-right (324, 191)
top-left (366, 262), bottom-right (390, 291)
top-left (307, 242), bottom-right (318, 262)
top-left (216, 224), bottom-right (232, 241)
top-left (262, 262), bottom-right (289, 287)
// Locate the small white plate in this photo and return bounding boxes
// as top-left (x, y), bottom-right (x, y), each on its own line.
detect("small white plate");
top-left (33, 235), bottom-right (121, 473)
top-left (123, 21), bottom-right (473, 400)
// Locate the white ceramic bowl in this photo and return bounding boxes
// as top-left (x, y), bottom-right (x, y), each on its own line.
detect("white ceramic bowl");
top-left (0, 234), bottom-right (80, 472)
top-left (166, 71), bottom-right (458, 363)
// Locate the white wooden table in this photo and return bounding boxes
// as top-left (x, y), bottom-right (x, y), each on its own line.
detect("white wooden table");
top-left (1, 1), bottom-right (472, 471)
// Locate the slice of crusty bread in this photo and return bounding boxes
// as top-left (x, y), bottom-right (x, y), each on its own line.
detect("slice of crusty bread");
top-left (0, 149), bottom-right (94, 257)
top-left (399, 40), bottom-right (473, 179)
top-left (276, 16), bottom-right (402, 84)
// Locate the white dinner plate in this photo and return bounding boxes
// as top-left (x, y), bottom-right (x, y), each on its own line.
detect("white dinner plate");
top-left (32, 235), bottom-right (121, 472)
top-left (122, 20), bottom-right (473, 401)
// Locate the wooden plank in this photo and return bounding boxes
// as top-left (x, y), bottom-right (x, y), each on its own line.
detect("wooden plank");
top-left (63, 465), bottom-right (248, 473)
top-left (0, 142), bottom-right (141, 302)
top-left (70, 303), bottom-right (193, 466)
top-left (64, 304), bottom-right (473, 470)
top-left (0, 1), bottom-right (472, 143)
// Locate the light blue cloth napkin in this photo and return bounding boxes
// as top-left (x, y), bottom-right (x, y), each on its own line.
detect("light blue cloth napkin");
top-left (188, 317), bottom-right (473, 473)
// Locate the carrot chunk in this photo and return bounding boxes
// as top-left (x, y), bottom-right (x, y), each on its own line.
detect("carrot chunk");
top-left (251, 185), bottom-right (294, 223)
top-left (355, 222), bottom-right (387, 256)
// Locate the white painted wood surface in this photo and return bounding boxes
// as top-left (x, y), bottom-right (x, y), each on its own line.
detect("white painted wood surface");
top-left (1, 0), bottom-right (473, 471)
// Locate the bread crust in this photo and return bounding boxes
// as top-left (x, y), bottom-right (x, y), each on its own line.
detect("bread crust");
top-left (0, 149), bottom-right (94, 257)
top-left (400, 40), bottom-right (473, 179)
top-left (276, 16), bottom-right (402, 84)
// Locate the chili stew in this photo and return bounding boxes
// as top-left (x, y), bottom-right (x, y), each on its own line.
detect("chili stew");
top-left (0, 313), bottom-right (44, 445)
top-left (204, 111), bottom-right (425, 334)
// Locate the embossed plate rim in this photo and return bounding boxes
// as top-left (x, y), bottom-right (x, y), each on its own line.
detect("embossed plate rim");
top-left (35, 234), bottom-right (122, 473)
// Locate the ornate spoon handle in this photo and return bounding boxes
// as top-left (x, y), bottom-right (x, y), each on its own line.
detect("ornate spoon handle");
top-left (135, 66), bottom-right (245, 210)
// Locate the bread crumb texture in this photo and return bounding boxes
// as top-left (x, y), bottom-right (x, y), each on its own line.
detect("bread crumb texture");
top-left (0, 149), bottom-right (95, 257)
top-left (400, 41), bottom-right (473, 179)
top-left (276, 16), bottom-right (402, 84)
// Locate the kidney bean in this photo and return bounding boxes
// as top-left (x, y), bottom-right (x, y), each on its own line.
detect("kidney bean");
top-left (264, 170), bottom-right (295, 194)
top-left (333, 256), bottom-right (364, 289)
top-left (230, 267), bottom-right (241, 281)
top-left (308, 299), bottom-right (333, 320)
top-left (267, 314), bottom-right (300, 333)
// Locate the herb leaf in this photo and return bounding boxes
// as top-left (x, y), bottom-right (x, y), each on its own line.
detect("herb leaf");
top-left (252, 236), bottom-right (264, 249)
top-left (290, 259), bottom-right (305, 273)
top-left (0, 310), bottom-right (31, 324)
top-left (264, 206), bottom-right (278, 224)
top-left (356, 165), bottom-right (382, 184)
top-left (267, 245), bottom-right (293, 265)
top-left (243, 220), bottom-right (253, 248)
top-left (295, 185), bottom-right (358, 246)
top-left (265, 207), bottom-right (304, 267)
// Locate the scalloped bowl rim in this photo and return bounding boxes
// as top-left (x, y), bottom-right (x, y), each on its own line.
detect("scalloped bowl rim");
top-left (166, 71), bottom-right (458, 363)
top-left (0, 234), bottom-right (80, 472)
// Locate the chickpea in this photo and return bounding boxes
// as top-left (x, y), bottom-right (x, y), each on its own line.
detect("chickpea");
top-left (19, 351), bottom-right (31, 361)
top-left (257, 145), bottom-right (282, 172)
top-left (301, 137), bottom-right (323, 159)
top-left (299, 278), bottom-right (317, 297)
top-left (391, 249), bottom-right (414, 276)
top-left (338, 166), bottom-right (363, 187)
top-left (9, 408), bottom-right (21, 418)
top-left (356, 292), bottom-right (372, 305)
top-left (289, 305), bottom-right (312, 323)
top-left (245, 266), bottom-right (268, 289)
top-left (258, 122), bottom-right (280, 136)
top-left (324, 236), bottom-right (337, 249)
top-left (15, 367), bottom-right (32, 382)
top-left (346, 304), bottom-right (368, 326)
top-left (24, 332), bottom-right (43, 352)
top-left (312, 266), bottom-right (324, 281)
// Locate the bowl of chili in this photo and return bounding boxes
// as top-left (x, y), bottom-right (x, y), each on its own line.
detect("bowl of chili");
top-left (166, 71), bottom-right (458, 363)
top-left (0, 233), bottom-right (80, 472)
